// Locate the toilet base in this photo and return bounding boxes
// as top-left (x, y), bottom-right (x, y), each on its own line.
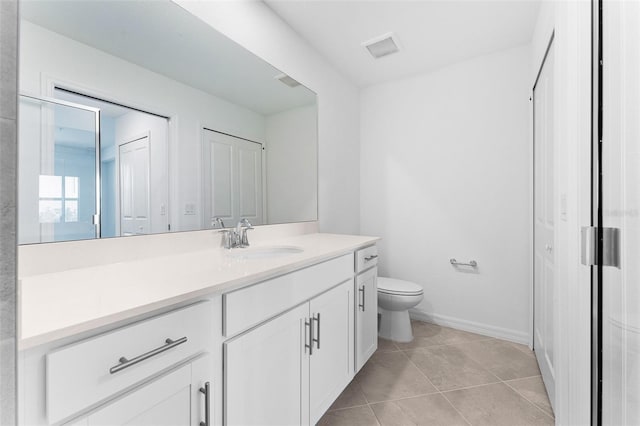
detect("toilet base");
top-left (378, 307), bottom-right (414, 343)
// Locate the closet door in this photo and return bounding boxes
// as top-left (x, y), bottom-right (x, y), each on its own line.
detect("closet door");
top-left (202, 129), bottom-right (263, 228)
top-left (533, 38), bottom-right (556, 408)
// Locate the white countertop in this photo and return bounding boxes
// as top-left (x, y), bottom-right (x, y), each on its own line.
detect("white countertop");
top-left (19, 233), bottom-right (379, 350)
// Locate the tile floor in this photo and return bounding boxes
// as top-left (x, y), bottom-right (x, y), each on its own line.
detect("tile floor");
top-left (318, 321), bottom-right (554, 426)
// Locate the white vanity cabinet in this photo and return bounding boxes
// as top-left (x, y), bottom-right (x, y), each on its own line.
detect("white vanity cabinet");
top-left (223, 255), bottom-right (355, 426)
top-left (355, 245), bottom-right (378, 372)
top-left (20, 237), bottom-right (380, 426)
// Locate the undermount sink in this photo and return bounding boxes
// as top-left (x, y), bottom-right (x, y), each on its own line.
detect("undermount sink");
top-left (226, 245), bottom-right (304, 259)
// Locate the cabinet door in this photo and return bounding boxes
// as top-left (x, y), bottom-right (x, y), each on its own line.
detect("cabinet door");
top-left (356, 267), bottom-right (378, 372)
top-left (309, 280), bottom-right (354, 424)
top-left (224, 303), bottom-right (310, 426)
top-left (84, 363), bottom-right (192, 426)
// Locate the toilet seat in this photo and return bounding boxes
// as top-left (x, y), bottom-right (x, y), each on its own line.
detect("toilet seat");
top-left (377, 277), bottom-right (423, 296)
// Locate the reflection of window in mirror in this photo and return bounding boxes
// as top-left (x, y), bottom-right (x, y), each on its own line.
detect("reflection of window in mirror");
top-left (38, 175), bottom-right (80, 224)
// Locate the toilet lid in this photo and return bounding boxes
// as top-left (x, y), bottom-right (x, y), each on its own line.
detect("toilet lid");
top-left (377, 277), bottom-right (424, 296)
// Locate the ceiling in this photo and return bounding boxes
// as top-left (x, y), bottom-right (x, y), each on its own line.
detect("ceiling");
top-left (21, 1), bottom-right (316, 116)
top-left (265, 0), bottom-right (541, 87)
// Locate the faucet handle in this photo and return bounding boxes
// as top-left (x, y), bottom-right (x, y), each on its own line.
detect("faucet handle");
top-left (211, 217), bottom-right (225, 229)
top-left (218, 229), bottom-right (233, 249)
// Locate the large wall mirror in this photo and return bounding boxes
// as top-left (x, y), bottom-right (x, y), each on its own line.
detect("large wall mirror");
top-left (18, 0), bottom-right (318, 244)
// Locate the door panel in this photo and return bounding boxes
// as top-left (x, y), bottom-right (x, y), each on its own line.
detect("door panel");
top-left (309, 281), bottom-right (354, 425)
top-left (224, 303), bottom-right (309, 426)
top-left (356, 267), bottom-right (378, 372)
top-left (211, 142), bottom-right (234, 221)
top-left (602, 1), bottom-right (640, 424)
top-left (533, 39), bottom-right (556, 408)
top-left (119, 136), bottom-right (150, 236)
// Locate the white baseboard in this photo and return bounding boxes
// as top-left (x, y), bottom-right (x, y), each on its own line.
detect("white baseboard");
top-left (409, 308), bottom-right (532, 347)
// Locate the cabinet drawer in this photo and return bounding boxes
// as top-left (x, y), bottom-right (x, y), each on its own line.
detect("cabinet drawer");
top-left (223, 254), bottom-right (353, 337)
top-left (47, 301), bottom-right (212, 424)
top-left (356, 245), bottom-right (378, 272)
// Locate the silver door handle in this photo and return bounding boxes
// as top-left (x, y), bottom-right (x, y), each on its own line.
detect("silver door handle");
top-left (109, 336), bottom-right (187, 374)
top-left (365, 255), bottom-right (378, 262)
top-left (312, 313), bottom-right (321, 350)
top-left (199, 381), bottom-right (210, 426)
top-left (305, 318), bottom-right (313, 355)
top-left (358, 285), bottom-right (365, 311)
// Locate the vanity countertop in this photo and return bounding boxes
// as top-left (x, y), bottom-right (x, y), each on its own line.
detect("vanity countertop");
top-left (19, 233), bottom-right (379, 350)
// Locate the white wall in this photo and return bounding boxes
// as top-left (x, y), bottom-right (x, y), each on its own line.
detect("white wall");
top-left (265, 104), bottom-right (318, 224)
top-left (19, 20), bottom-right (266, 232)
top-left (360, 45), bottom-right (532, 343)
top-left (175, 1), bottom-right (360, 234)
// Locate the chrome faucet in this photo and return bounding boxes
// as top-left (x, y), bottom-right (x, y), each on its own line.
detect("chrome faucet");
top-left (220, 218), bottom-right (254, 249)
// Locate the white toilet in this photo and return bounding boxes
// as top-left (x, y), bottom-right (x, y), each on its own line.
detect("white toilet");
top-left (377, 277), bottom-right (424, 342)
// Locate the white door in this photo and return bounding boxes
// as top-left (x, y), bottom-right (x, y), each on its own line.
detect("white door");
top-left (356, 267), bottom-right (378, 372)
top-left (82, 363), bottom-right (192, 426)
top-left (202, 129), bottom-right (263, 228)
top-left (309, 281), bottom-right (354, 424)
top-left (533, 39), bottom-right (556, 408)
top-left (119, 136), bottom-right (150, 236)
top-left (601, 2), bottom-right (640, 424)
top-left (224, 303), bottom-right (309, 426)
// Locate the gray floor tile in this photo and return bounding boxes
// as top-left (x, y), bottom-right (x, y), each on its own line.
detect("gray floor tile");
top-left (371, 394), bottom-right (469, 426)
top-left (377, 337), bottom-right (400, 353)
top-left (510, 342), bottom-right (537, 357)
top-left (395, 321), bottom-right (447, 350)
top-left (355, 351), bottom-right (437, 403)
top-left (318, 405), bottom-right (380, 426)
top-left (329, 378), bottom-right (369, 410)
top-left (456, 339), bottom-right (541, 380)
top-left (405, 346), bottom-right (500, 391)
top-left (444, 382), bottom-right (554, 426)
top-left (436, 326), bottom-right (493, 346)
top-left (506, 376), bottom-right (554, 418)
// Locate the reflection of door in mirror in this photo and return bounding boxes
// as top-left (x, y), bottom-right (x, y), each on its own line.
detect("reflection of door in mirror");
top-left (54, 89), bottom-right (170, 239)
top-left (202, 129), bottom-right (263, 229)
top-left (18, 96), bottom-right (99, 245)
top-left (119, 136), bottom-right (150, 236)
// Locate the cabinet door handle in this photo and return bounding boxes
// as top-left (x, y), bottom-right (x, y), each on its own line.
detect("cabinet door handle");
top-left (109, 336), bottom-right (188, 374)
top-left (312, 313), bottom-right (321, 350)
top-left (199, 381), bottom-right (210, 426)
top-left (305, 318), bottom-right (313, 355)
top-left (364, 254), bottom-right (378, 262)
top-left (358, 285), bottom-right (366, 311)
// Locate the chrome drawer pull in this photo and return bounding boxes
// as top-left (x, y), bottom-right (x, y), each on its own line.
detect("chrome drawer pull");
top-left (305, 319), bottom-right (313, 355)
top-left (364, 255), bottom-right (378, 262)
top-left (312, 313), bottom-right (321, 350)
top-left (109, 336), bottom-right (188, 374)
top-left (200, 381), bottom-right (211, 426)
top-left (358, 285), bottom-right (366, 311)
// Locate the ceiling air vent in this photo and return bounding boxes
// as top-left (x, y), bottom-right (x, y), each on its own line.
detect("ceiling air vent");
top-left (362, 32), bottom-right (400, 59)
top-left (275, 73), bottom-right (301, 88)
